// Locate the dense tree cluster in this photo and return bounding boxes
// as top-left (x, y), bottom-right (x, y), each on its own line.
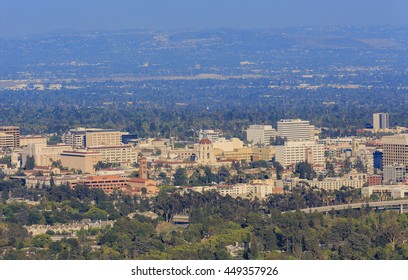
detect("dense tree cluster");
top-left (172, 163), bottom-right (271, 187)
top-left (295, 162), bottom-right (316, 180)
top-left (1, 85), bottom-right (407, 140)
top-left (0, 179), bottom-right (407, 260)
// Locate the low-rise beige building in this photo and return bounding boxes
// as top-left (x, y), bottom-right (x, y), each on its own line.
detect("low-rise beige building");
top-left (252, 146), bottom-right (275, 161)
top-left (136, 138), bottom-right (171, 154)
top-left (222, 147), bottom-right (254, 161)
top-left (25, 174), bottom-right (84, 188)
top-left (19, 135), bottom-right (47, 147)
top-left (171, 148), bottom-right (195, 161)
top-left (22, 143), bottom-right (72, 167)
top-left (87, 145), bottom-right (138, 166)
top-left (362, 185), bottom-right (408, 199)
top-left (217, 146), bottom-right (275, 162)
top-left (192, 181), bottom-right (275, 199)
top-left (60, 151), bottom-right (103, 174)
top-left (289, 173), bottom-right (367, 191)
top-left (212, 138), bottom-right (244, 152)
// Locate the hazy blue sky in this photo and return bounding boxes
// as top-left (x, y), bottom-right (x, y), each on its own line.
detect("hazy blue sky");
top-left (1, 0), bottom-right (408, 37)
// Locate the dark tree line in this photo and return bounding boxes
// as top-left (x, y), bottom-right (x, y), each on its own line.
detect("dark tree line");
top-left (1, 178), bottom-right (407, 260)
top-left (1, 85), bottom-right (407, 140)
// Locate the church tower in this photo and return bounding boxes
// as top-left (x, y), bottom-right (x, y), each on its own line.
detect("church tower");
top-left (195, 138), bottom-right (216, 165)
top-left (139, 157), bottom-right (148, 179)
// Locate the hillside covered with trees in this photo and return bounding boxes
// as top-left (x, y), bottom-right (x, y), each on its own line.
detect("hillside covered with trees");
top-left (1, 180), bottom-right (407, 260)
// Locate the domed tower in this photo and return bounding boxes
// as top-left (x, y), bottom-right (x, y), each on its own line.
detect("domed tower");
top-left (195, 138), bottom-right (216, 165)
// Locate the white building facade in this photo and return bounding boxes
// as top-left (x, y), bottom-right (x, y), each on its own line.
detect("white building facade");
top-left (275, 140), bottom-right (325, 167)
top-left (246, 125), bottom-right (275, 146)
top-left (277, 119), bottom-right (315, 141)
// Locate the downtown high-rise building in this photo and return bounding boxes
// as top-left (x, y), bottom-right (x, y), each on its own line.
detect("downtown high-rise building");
top-left (373, 113), bottom-right (389, 131)
top-left (382, 134), bottom-right (408, 167)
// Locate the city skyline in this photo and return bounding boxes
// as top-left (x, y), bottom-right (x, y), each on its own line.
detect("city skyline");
top-left (1, 0), bottom-right (408, 266)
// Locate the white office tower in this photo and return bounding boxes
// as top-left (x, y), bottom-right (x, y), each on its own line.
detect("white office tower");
top-left (198, 129), bottom-right (221, 143)
top-left (277, 119), bottom-right (315, 141)
top-left (373, 113), bottom-right (389, 131)
top-left (275, 140), bottom-right (325, 167)
top-left (246, 125), bottom-right (275, 146)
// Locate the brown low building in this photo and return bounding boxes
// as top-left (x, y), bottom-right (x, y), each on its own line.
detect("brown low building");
top-left (71, 175), bottom-right (159, 196)
top-left (126, 178), bottom-right (159, 197)
top-left (367, 175), bottom-right (382, 186)
top-left (74, 175), bottom-right (129, 193)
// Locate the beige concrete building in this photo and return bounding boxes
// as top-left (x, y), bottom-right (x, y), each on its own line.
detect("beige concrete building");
top-left (171, 148), bottom-right (195, 161)
top-left (19, 135), bottom-right (47, 147)
top-left (216, 183), bottom-right (274, 199)
top-left (212, 137), bottom-right (244, 152)
top-left (169, 138), bottom-right (269, 165)
top-left (218, 146), bottom-right (275, 162)
top-left (60, 151), bottom-right (103, 174)
top-left (25, 174), bottom-right (83, 188)
top-left (0, 126), bottom-right (20, 148)
top-left (362, 185), bottom-right (408, 199)
top-left (382, 134), bottom-right (408, 166)
top-left (222, 147), bottom-right (254, 162)
top-left (0, 132), bottom-right (15, 148)
top-left (87, 145), bottom-right (138, 166)
top-left (85, 129), bottom-right (122, 147)
top-left (22, 143), bottom-right (72, 167)
top-left (136, 138), bottom-right (171, 154)
top-left (252, 146), bottom-right (276, 161)
top-left (193, 180), bottom-right (275, 199)
top-left (290, 173), bottom-right (367, 191)
top-left (275, 140), bottom-right (325, 167)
